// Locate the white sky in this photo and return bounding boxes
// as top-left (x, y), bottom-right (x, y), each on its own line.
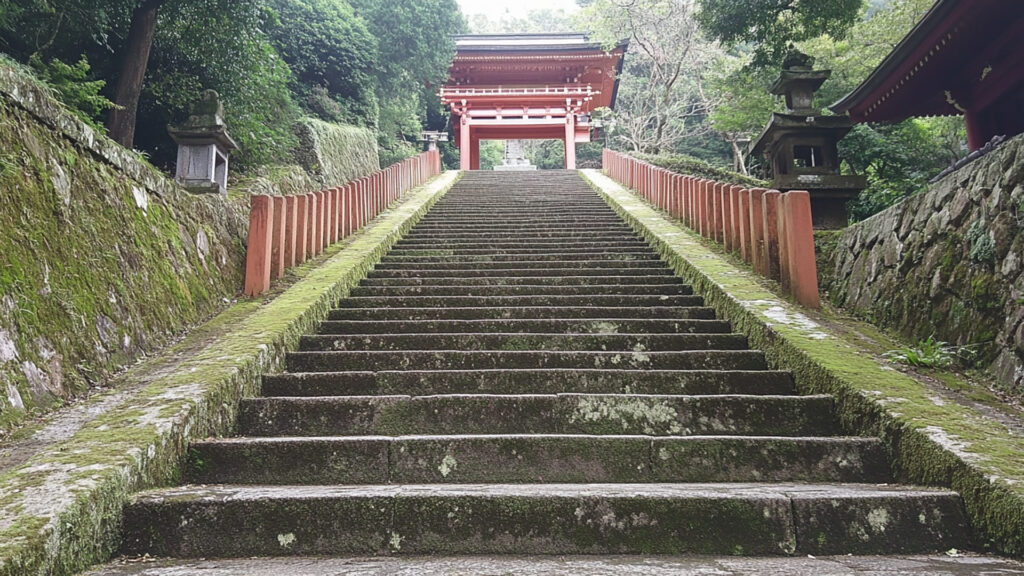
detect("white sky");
top-left (457, 0), bottom-right (580, 20)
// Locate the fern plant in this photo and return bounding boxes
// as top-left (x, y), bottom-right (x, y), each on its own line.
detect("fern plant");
top-left (883, 336), bottom-right (955, 369)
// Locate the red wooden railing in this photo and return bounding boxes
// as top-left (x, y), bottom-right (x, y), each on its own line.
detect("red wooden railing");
top-left (603, 149), bottom-right (819, 308)
top-left (244, 149), bottom-right (442, 297)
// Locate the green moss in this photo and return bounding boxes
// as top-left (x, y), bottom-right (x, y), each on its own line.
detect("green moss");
top-left (0, 171), bottom-right (458, 576)
top-left (580, 168), bottom-right (1024, 557)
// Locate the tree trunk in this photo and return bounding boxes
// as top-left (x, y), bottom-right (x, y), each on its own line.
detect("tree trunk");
top-left (730, 139), bottom-right (748, 176)
top-left (106, 0), bottom-right (164, 148)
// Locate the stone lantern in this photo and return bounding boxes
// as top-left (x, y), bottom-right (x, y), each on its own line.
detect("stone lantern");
top-left (168, 90), bottom-right (238, 194)
top-left (750, 50), bottom-right (866, 228)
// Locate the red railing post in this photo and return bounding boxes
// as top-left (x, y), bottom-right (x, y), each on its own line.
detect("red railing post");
top-left (271, 196), bottom-right (286, 279)
top-left (748, 189), bottom-right (767, 274)
top-left (780, 191), bottom-right (820, 308)
top-left (738, 188), bottom-right (751, 263)
top-left (283, 195), bottom-right (298, 268)
top-left (762, 190), bottom-right (781, 281)
top-left (244, 195), bottom-right (274, 297)
top-left (308, 192), bottom-right (320, 256)
top-left (295, 195), bottom-right (309, 264)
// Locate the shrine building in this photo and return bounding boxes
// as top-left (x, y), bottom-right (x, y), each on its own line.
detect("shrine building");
top-left (831, 0), bottom-right (1024, 151)
top-left (442, 33), bottom-right (628, 170)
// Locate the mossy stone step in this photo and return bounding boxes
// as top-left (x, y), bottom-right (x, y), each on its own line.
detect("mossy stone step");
top-left (237, 394), bottom-right (836, 437)
top-left (333, 295), bottom-right (703, 309)
top-left (120, 483), bottom-right (968, 557)
top-left (348, 283), bottom-right (692, 297)
top-left (326, 305), bottom-right (716, 321)
top-left (260, 369), bottom-right (797, 397)
top-left (380, 252), bottom-right (661, 263)
top-left (297, 332), bottom-right (746, 352)
top-left (185, 435), bottom-right (887, 485)
top-left (315, 318), bottom-right (731, 335)
top-left (365, 268), bottom-right (676, 279)
top-left (284, 350), bottom-right (767, 372)
top-left (393, 240), bottom-right (650, 249)
top-left (387, 246), bottom-right (654, 256)
top-left (359, 275), bottom-right (685, 287)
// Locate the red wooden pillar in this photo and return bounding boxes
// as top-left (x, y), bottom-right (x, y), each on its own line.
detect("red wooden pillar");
top-left (738, 188), bottom-right (751, 263)
top-left (283, 195), bottom-right (298, 269)
top-left (332, 187), bottom-right (342, 243)
top-left (344, 185), bottom-right (354, 237)
top-left (699, 180), bottom-right (710, 238)
top-left (710, 182), bottom-right (721, 242)
top-left (780, 191), bottom-right (820, 308)
top-left (776, 195), bottom-right (791, 293)
top-left (564, 114), bottom-right (577, 169)
top-left (762, 190), bottom-right (781, 280)
top-left (270, 196), bottom-right (286, 279)
top-left (460, 117), bottom-right (472, 171)
top-left (728, 185), bottom-right (743, 253)
top-left (748, 189), bottom-right (767, 274)
top-left (294, 195), bottom-right (309, 264)
top-left (307, 193), bottom-right (320, 257)
top-left (244, 195), bottom-right (274, 297)
top-left (323, 189), bottom-right (333, 247)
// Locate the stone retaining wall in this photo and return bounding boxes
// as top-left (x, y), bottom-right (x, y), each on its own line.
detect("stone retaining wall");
top-left (0, 63), bottom-right (249, 433)
top-left (817, 134), bottom-right (1024, 390)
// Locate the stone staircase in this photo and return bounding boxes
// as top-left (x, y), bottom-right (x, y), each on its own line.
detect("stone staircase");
top-left (119, 170), bottom-right (969, 559)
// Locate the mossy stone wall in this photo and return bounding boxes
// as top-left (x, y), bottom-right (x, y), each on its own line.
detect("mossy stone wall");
top-left (817, 135), bottom-right (1024, 392)
top-left (0, 63), bottom-right (249, 434)
top-left (293, 117), bottom-right (379, 188)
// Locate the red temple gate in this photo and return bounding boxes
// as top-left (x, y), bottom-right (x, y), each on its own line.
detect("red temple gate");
top-left (442, 34), bottom-right (627, 170)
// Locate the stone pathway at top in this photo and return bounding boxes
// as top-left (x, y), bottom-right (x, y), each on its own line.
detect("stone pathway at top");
top-left (89, 171), bottom-right (1022, 574)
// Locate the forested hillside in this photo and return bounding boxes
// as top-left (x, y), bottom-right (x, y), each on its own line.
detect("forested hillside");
top-left (0, 0), bottom-right (465, 169)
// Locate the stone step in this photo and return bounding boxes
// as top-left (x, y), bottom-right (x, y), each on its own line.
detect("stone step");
top-left (410, 222), bottom-right (631, 229)
top-left (120, 483), bottom-right (968, 557)
top-left (327, 306), bottom-right (716, 321)
top-left (260, 369), bottom-right (797, 397)
top-left (185, 435), bottom-right (887, 485)
top-left (359, 275), bottom-right (685, 286)
top-left (393, 240), bottom-right (650, 249)
top-left (236, 394), bottom-right (836, 437)
top-left (297, 333), bottom-right (746, 352)
top-left (366, 268), bottom-right (676, 279)
top-left (315, 318), bottom-right (731, 335)
top-left (348, 284), bottom-right (693, 297)
top-left (79, 554), bottom-right (1024, 576)
top-left (333, 295), bottom-right (703, 309)
top-left (401, 229), bottom-right (641, 237)
top-left (387, 246), bottom-right (654, 256)
top-left (284, 350), bottom-right (767, 372)
top-left (373, 260), bottom-right (669, 271)
top-left (380, 252), bottom-right (661, 263)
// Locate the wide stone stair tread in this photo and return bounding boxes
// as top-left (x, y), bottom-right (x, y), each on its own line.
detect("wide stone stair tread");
top-left (260, 369), bottom-right (799, 396)
top-left (120, 483), bottom-right (968, 557)
top-left (236, 393), bottom-right (838, 436)
top-left (326, 306), bottom-right (716, 320)
top-left (349, 284), bottom-right (693, 296)
top-left (186, 434), bottom-right (888, 485)
top-left (297, 332), bottom-right (747, 351)
top-left (358, 275), bottom-right (686, 286)
top-left (284, 349), bottom-right (769, 372)
top-left (81, 554), bottom-right (1024, 576)
top-left (314, 318), bottom-right (731, 334)
top-left (118, 170), bottom-right (972, 562)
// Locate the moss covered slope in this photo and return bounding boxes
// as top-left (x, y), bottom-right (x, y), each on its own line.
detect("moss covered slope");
top-left (0, 171), bottom-right (459, 576)
top-left (0, 63), bottom-right (249, 434)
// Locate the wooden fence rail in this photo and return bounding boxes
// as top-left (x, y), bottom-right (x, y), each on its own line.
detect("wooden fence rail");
top-left (603, 149), bottom-right (819, 308)
top-left (244, 149), bottom-right (442, 297)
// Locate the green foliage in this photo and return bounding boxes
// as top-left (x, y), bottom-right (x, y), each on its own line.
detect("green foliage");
top-left (697, 0), bottom-right (864, 68)
top-left (635, 152), bottom-right (768, 188)
top-left (842, 120), bottom-right (963, 221)
top-left (27, 54), bottom-right (114, 127)
top-left (477, 140), bottom-right (504, 171)
top-left (883, 336), bottom-right (954, 369)
top-left (966, 220), bottom-right (996, 264)
top-left (265, 0), bottom-right (378, 126)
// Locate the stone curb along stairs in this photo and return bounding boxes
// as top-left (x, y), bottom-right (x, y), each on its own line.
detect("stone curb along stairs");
top-left (111, 170), bottom-right (972, 560)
